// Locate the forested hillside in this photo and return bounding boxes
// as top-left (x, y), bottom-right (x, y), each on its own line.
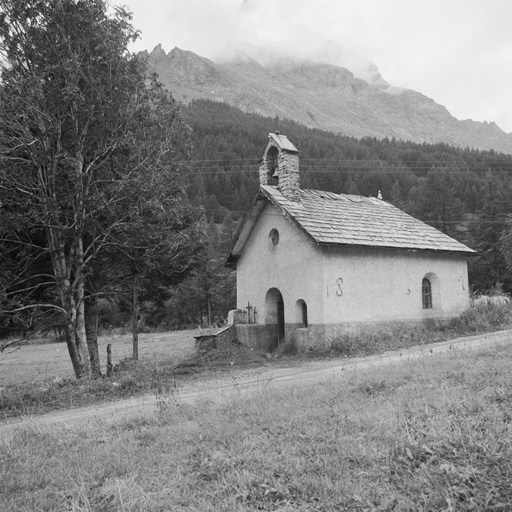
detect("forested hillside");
top-left (175, 99), bottom-right (512, 324)
top-left (4, 94), bottom-right (511, 334)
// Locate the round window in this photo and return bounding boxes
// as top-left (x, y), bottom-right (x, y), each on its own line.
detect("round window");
top-left (268, 228), bottom-right (279, 247)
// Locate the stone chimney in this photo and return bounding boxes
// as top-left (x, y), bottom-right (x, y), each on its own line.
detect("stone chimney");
top-left (259, 133), bottom-right (300, 200)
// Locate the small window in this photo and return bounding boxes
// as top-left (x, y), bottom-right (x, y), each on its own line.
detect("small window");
top-left (422, 278), bottom-right (432, 309)
top-left (268, 228), bottom-right (279, 247)
top-left (301, 302), bottom-right (308, 327)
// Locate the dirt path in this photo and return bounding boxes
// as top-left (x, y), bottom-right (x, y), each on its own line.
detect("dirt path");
top-left (1, 329), bottom-right (511, 434)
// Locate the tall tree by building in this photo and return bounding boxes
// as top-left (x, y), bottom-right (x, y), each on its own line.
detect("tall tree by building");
top-left (0, 0), bottom-right (195, 377)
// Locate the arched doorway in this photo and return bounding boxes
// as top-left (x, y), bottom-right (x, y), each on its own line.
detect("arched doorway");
top-left (265, 288), bottom-right (285, 350)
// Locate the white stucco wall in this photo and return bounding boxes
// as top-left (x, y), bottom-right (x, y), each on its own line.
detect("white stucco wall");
top-left (322, 246), bottom-right (470, 323)
top-left (236, 201), bottom-right (471, 330)
top-left (236, 202), bottom-right (325, 327)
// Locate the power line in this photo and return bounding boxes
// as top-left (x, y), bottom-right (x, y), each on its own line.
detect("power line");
top-left (187, 167), bottom-right (512, 176)
top-left (186, 159), bottom-right (512, 170)
top-left (183, 158), bottom-right (512, 166)
top-left (186, 159), bottom-right (512, 164)
top-left (193, 206), bottom-right (512, 225)
top-left (187, 162), bottom-right (512, 168)
top-left (298, 159), bottom-right (512, 164)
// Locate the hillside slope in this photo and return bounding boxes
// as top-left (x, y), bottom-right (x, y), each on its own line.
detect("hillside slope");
top-left (144, 46), bottom-right (512, 155)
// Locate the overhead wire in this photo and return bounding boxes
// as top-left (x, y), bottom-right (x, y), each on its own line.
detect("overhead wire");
top-left (184, 156), bottom-right (512, 226)
top-left (185, 159), bottom-right (512, 174)
top-left (191, 205), bottom-right (511, 225)
top-left (186, 169), bottom-right (512, 178)
top-left (182, 157), bottom-right (512, 165)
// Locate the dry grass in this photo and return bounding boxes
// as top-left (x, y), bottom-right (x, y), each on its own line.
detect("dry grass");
top-left (0, 329), bottom-right (269, 420)
top-left (329, 303), bottom-right (512, 357)
top-left (0, 330), bottom-right (197, 387)
top-left (0, 331), bottom-right (197, 420)
top-left (1, 305), bottom-right (512, 421)
top-left (1, 342), bottom-right (511, 511)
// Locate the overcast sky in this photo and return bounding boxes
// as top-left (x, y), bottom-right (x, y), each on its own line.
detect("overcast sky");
top-left (119, 0), bottom-right (512, 134)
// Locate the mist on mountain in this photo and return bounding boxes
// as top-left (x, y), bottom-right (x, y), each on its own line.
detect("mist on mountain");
top-left (144, 44), bottom-right (512, 155)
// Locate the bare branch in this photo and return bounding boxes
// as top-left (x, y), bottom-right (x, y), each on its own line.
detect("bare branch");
top-left (1, 303), bottom-right (67, 315)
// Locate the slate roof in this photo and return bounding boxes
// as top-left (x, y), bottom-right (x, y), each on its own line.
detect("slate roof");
top-left (228, 186), bottom-right (475, 263)
top-left (268, 133), bottom-right (299, 153)
top-left (261, 186), bottom-right (474, 253)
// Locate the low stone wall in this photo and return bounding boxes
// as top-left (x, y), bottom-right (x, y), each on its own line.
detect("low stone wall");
top-left (287, 324), bottom-right (329, 352)
top-left (234, 324), bottom-right (278, 353)
top-left (195, 325), bottom-right (237, 354)
top-left (233, 318), bottom-right (465, 354)
top-left (233, 323), bottom-right (329, 353)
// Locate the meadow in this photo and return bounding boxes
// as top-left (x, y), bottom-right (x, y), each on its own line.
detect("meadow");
top-left (0, 330), bottom-right (208, 420)
top-left (1, 341), bottom-right (511, 511)
top-left (0, 330), bottom-right (197, 387)
top-left (1, 302), bottom-right (512, 420)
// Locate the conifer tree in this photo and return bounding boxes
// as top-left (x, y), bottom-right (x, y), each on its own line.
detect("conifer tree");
top-left (500, 215), bottom-right (512, 284)
top-left (413, 167), bottom-right (465, 237)
top-left (469, 173), bottom-right (512, 292)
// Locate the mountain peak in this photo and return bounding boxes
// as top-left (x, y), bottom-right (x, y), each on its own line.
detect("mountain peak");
top-left (150, 43), bottom-right (167, 58)
top-left (145, 45), bottom-right (512, 154)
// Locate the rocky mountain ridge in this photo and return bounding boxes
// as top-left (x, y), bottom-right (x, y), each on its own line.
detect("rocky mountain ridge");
top-left (142, 45), bottom-right (512, 155)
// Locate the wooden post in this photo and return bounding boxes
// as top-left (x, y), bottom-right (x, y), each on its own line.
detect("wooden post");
top-left (132, 272), bottom-right (139, 360)
top-left (207, 291), bottom-right (212, 326)
top-left (106, 344), bottom-right (113, 377)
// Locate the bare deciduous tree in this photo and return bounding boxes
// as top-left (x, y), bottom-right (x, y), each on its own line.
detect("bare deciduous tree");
top-left (0, 0), bottom-right (195, 377)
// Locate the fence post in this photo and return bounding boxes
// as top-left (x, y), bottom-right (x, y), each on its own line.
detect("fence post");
top-left (106, 344), bottom-right (113, 377)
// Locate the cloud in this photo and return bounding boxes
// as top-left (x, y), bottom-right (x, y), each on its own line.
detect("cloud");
top-left (121, 0), bottom-right (512, 133)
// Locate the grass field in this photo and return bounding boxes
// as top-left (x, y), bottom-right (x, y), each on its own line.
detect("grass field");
top-left (0, 330), bottom-right (197, 387)
top-left (2, 302), bottom-right (512, 390)
top-left (2, 303), bottom-right (512, 420)
top-left (1, 341), bottom-right (511, 511)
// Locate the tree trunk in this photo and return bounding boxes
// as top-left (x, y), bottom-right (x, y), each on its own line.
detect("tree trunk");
top-left (85, 297), bottom-right (101, 377)
top-left (50, 230), bottom-right (90, 379)
top-left (74, 285), bottom-right (90, 374)
top-left (63, 317), bottom-right (86, 379)
top-left (65, 299), bottom-right (90, 379)
top-left (71, 170), bottom-right (92, 377)
top-left (132, 271), bottom-right (139, 360)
